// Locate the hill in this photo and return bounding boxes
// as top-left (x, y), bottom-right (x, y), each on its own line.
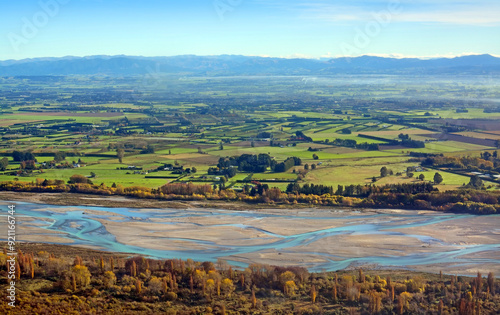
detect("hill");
top-left (1, 54), bottom-right (499, 76)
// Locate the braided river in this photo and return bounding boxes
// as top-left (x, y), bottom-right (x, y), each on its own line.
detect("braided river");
top-left (2, 201), bottom-right (499, 275)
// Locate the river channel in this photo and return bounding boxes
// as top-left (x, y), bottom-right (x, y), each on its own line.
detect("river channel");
top-left (2, 201), bottom-right (499, 275)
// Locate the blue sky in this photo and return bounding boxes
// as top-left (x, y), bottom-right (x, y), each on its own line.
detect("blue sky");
top-left (1, 0), bottom-right (499, 60)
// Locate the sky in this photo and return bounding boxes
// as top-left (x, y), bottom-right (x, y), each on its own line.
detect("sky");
top-left (0, 0), bottom-right (499, 60)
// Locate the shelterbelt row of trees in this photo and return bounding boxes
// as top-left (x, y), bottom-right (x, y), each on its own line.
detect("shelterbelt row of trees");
top-left (1, 245), bottom-right (499, 314)
top-left (1, 178), bottom-right (500, 214)
top-left (208, 155), bottom-right (302, 178)
top-left (422, 151), bottom-right (500, 174)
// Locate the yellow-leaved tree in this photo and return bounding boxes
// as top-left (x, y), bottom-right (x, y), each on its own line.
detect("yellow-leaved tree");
top-left (221, 278), bottom-right (234, 296)
top-left (71, 265), bottom-right (91, 288)
top-left (103, 271), bottom-right (116, 289)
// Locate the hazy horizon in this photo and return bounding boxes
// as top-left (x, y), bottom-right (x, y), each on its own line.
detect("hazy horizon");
top-left (1, 52), bottom-right (499, 62)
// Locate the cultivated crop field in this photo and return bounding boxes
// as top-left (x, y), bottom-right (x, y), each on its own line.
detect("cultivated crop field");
top-left (0, 75), bottom-right (499, 192)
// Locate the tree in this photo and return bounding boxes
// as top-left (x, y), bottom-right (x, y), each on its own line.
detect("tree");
top-left (284, 280), bottom-right (297, 296)
top-left (304, 164), bottom-right (309, 170)
top-left (68, 174), bottom-right (92, 184)
top-left (311, 284), bottom-right (317, 303)
top-left (312, 153), bottom-right (319, 160)
top-left (0, 157), bottom-right (8, 171)
top-left (251, 287), bottom-right (257, 308)
top-left (433, 172), bottom-right (443, 184)
top-left (468, 175), bottom-right (483, 188)
top-left (487, 272), bottom-right (495, 294)
top-left (418, 174), bottom-right (425, 181)
top-left (12, 150), bottom-right (23, 162)
top-left (12, 151), bottom-right (36, 162)
top-left (71, 265), bottom-right (91, 288)
top-left (103, 271), bottom-right (116, 289)
top-left (221, 278), bottom-right (234, 296)
top-left (191, 167), bottom-right (197, 173)
top-left (147, 276), bottom-right (163, 294)
top-left (135, 279), bottom-right (142, 295)
top-left (219, 142), bottom-right (224, 150)
top-left (54, 151), bottom-right (66, 162)
top-left (206, 279), bottom-right (216, 297)
top-left (311, 164), bottom-right (316, 170)
top-left (117, 148), bottom-right (124, 163)
top-left (141, 145), bottom-right (154, 154)
top-left (380, 166), bottom-right (389, 177)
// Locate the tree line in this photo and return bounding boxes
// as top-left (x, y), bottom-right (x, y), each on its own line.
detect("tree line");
top-left (1, 178), bottom-right (499, 215)
top-left (1, 245), bottom-right (498, 314)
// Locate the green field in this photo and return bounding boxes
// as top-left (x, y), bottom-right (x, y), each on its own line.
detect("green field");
top-left (1, 75), bottom-right (499, 192)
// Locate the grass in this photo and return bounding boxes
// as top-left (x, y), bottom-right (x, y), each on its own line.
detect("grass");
top-left (303, 161), bottom-right (414, 186)
top-left (406, 141), bottom-right (493, 153)
top-left (303, 161), bottom-right (471, 188)
top-left (411, 108), bottom-right (500, 119)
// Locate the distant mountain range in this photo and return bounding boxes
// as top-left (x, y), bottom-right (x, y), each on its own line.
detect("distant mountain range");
top-left (1, 54), bottom-right (499, 76)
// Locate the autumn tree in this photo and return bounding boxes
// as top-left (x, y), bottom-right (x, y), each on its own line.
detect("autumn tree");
top-left (103, 271), bottom-right (116, 289)
top-left (310, 284), bottom-right (317, 303)
top-left (359, 268), bottom-right (365, 283)
top-left (70, 265), bottom-right (91, 288)
top-left (284, 280), bottom-right (297, 297)
top-left (68, 174), bottom-right (92, 184)
top-left (332, 284), bottom-right (338, 301)
top-left (487, 272), bottom-right (495, 295)
top-left (251, 287), bottom-right (257, 308)
top-left (221, 278), bottom-right (234, 296)
top-left (147, 276), bottom-right (163, 295)
top-left (280, 271), bottom-right (296, 286)
top-left (206, 279), bottom-right (215, 297)
top-left (135, 279), bottom-right (142, 295)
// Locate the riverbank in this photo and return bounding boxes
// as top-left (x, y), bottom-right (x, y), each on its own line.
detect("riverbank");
top-left (0, 190), bottom-right (460, 215)
top-left (2, 181), bottom-right (499, 215)
top-left (0, 191), bottom-right (316, 211)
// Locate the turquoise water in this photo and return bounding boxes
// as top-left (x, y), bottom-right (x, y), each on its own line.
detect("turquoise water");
top-left (3, 201), bottom-right (499, 272)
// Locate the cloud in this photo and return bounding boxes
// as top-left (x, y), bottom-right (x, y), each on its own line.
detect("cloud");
top-left (269, 1), bottom-right (500, 26)
top-left (393, 9), bottom-right (500, 26)
top-left (327, 52), bottom-right (500, 59)
top-left (279, 53), bottom-right (316, 59)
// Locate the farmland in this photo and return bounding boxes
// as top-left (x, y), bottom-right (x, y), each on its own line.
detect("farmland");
top-left (0, 74), bottom-right (499, 193)
top-left (2, 71), bottom-right (500, 315)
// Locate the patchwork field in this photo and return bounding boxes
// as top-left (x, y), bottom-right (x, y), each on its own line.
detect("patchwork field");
top-left (0, 75), bottom-right (499, 194)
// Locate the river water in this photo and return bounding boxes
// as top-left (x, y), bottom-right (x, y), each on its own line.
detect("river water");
top-left (3, 201), bottom-right (500, 273)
